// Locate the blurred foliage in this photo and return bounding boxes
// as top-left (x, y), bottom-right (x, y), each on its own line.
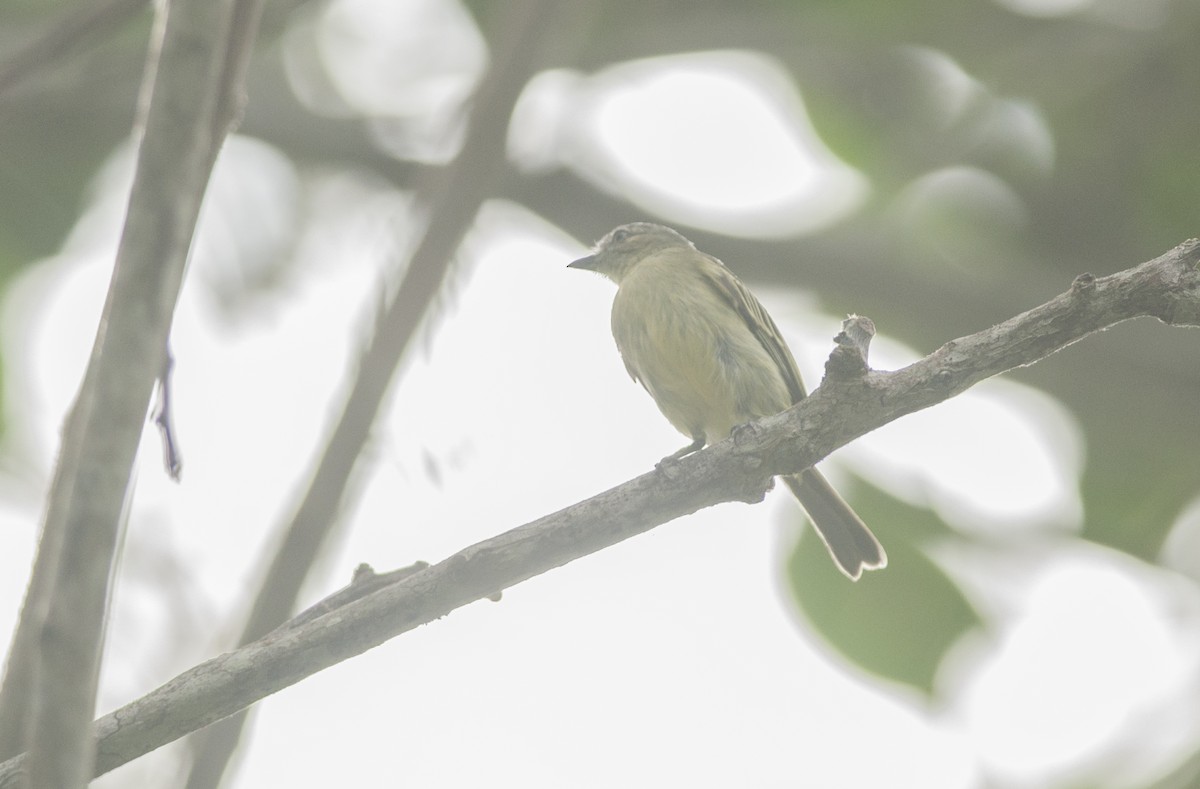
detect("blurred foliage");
top-left (787, 480), bottom-right (980, 692)
top-left (0, 1), bottom-right (149, 278)
top-left (1, 0), bottom-right (1198, 698)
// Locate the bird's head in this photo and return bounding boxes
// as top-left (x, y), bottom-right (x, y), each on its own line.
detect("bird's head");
top-left (568, 223), bottom-right (694, 284)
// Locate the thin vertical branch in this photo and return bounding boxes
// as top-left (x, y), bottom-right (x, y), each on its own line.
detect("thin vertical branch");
top-left (0, 0), bottom-right (264, 785)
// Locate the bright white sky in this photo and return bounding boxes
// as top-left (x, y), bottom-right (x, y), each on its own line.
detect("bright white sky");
top-left (2, 1), bottom-right (1200, 787)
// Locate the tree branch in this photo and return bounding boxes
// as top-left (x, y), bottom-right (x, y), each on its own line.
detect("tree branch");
top-left (0, 239), bottom-right (1195, 787)
top-left (0, 0), bottom-right (264, 783)
top-left (753, 241), bottom-right (1200, 477)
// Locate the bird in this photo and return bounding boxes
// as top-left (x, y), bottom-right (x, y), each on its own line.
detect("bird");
top-left (569, 222), bottom-right (885, 579)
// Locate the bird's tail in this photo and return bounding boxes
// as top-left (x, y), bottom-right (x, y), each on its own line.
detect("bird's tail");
top-left (783, 469), bottom-right (886, 580)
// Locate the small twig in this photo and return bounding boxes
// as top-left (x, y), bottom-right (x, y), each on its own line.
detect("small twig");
top-left (273, 562), bottom-right (431, 634)
top-left (152, 348), bottom-right (182, 481)
top-left (825, 314), bottom-right (876, 380)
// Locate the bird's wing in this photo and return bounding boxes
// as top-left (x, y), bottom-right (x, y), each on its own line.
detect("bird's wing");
top-left (698, 254), bottom-right (809, 404)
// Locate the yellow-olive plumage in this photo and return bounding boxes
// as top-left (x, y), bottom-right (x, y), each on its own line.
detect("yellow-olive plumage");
top-left (570, 223), bottom-right (885, 579)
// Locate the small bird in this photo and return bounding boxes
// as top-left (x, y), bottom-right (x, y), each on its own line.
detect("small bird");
top-left (569, 223), bottom-right (885, 579)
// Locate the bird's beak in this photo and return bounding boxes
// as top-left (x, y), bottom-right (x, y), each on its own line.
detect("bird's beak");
top-left (567, 253), bottom-right (597, 271)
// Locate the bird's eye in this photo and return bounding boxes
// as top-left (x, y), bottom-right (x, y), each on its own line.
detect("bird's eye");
top-left (610, 227), bottom-right (632, 244)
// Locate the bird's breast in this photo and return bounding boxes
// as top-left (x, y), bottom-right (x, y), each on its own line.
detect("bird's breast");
top-left (610, 264), bottom-right (791, 442)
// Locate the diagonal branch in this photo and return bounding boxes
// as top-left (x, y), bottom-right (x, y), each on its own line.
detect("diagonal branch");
top-left (0, 239), bottom-right (1195, 787)
top-left (755, 241), bottom-right (1200, 478)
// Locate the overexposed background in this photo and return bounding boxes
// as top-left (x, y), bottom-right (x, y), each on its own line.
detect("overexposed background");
top-left (1, 0), bottom-right (1200, 787)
